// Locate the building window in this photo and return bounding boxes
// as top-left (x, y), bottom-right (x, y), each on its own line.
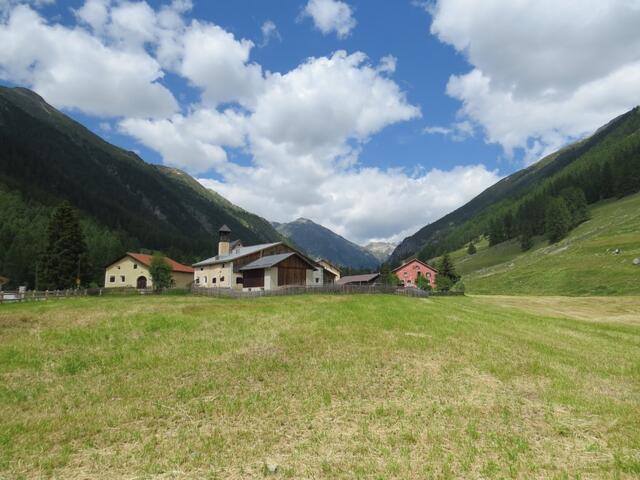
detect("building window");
top-left (109, 276), bottom-right (115, 283)
top-left (222, 263), bottom-right (226, 268)
top-left (220, 276), bottom-right (225, 282)
top-left (200, 267), bottom-right (204, 271)
top-left (203, 276), bottom-right (207, 284)
top-left (133, 264), bottom-right (138, 270)
top-left (120, 275), bottom-right (125, 282)
top-left (427, 273), bottom-right (431, 278)
top-left (315, 278), bottom-right (320, 283)
top-left (403, 272), bottom-right (408, 276)
top-left (212, 278), bottom-right (217, 284)
top-left (196, 278), bottom-right (200, 285)
top-left (236, 277), bottom-right (243, 284)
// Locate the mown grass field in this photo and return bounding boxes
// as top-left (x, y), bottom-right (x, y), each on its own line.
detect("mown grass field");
top-left (1, 294), bottom-right (639, 479)
top-left (434, 192), bottom-right (640, 296)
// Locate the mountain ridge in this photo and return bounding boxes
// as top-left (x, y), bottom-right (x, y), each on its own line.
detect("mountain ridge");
top-left (0, 86), bottom-right (282, 287)
top-left (274, 218), bottom-right (380, 270)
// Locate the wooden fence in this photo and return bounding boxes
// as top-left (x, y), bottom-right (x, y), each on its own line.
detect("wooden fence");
top-left (0, 287), bottom-right (161, 304)
top-left (0, 285), bottom-right (463, 304)
top-left (191, 284), bottom-right (462, 299)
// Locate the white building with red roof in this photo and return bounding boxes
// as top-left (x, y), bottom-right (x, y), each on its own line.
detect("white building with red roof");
top-left (104, 252), bottom-right (194, 289)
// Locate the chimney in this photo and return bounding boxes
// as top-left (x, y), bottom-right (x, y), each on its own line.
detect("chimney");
top-left (218, 224), bottom-right (231, 256)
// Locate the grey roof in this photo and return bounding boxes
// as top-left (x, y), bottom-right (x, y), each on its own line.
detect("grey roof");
top-left (336, 273), bottom-right (380, 285)
top-left (219, 224), bottom-right (231, 233)
top-left (193, 242), bottom-right (281, 267)
top-left (239, 253), bottom-right (296, 271)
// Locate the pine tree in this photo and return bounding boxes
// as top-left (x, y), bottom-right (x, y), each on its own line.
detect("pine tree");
top-left (149, 253), bottom-right (173, 291)
top-left (545, 197), bottom-right (571, 243)
top-left (560, 187), bottom-right (590, 227)
top-left (600, 162), bottom-right (615, 199)
top-left (467, 242), bottom-right (477, 255)
top-left (40, 202), bottom-right (88, 290)
top-left (520, 227), bottom-right (534, 252)
top-left (436, 253), bottom-right (460, 291)
top-left (488, 218), bottom-right (504, 246)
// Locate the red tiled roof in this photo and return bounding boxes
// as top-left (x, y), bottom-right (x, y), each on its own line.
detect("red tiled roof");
top-left (392, 258), bottom-right (438, 273)
top-left (126, 253), bottom-right (194, 273)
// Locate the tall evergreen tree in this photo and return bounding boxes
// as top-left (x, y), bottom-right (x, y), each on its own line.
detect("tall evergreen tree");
top-left (600, 162), bottom-right (615, 199)
top-left (436, 253), bottom-right (460, 291)
top-left (467, 242), bottom-right (477, 255)
top-left (40, 202), bottom-right (88, 289)
top-left (545, 197), bottom-right (571, 243)
top-left (560, 187), bottom-right (590, 227)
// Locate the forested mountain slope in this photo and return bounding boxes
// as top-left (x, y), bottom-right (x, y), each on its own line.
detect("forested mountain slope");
top-left (274, 218), bottom-right (380, 270)
top-left (0, 87), bottom-right (281, 287)
top-left (389, 106), bottom-right (640, 266)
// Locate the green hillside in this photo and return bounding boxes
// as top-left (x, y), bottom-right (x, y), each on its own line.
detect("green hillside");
top-left (0, 87), bottom-right (282, 288)
top-left (435, 193), bottom-right (640, 295)
top-left (390, 106), bottom-right (640, 266)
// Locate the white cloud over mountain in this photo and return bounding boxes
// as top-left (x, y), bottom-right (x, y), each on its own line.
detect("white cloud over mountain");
top-left (426, 0), bottom-right (640, 162)
top-left (0, 0), bottom-right (502, 243)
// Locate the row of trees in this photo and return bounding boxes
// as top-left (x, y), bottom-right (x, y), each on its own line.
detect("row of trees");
top-left (487, 186), bottom-right (590, 251)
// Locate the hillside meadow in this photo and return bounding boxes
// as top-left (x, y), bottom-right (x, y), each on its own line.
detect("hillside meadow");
top-left (434, 192), bottom-right (640, 296)
top-left (1, 294), bottom-right (639, 479)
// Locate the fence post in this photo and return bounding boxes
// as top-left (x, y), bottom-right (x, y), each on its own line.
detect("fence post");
top-left (0, 291), bottom-right (3, 304)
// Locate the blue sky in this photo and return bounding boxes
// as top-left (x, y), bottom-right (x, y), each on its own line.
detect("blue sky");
top-left (1, 0), bottom-right (639, 243)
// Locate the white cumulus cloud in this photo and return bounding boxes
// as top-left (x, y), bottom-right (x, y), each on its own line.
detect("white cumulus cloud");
top-left (301, 0), bottom-right (356, 39)
top-left (425, 0), bottom-right (640, 162)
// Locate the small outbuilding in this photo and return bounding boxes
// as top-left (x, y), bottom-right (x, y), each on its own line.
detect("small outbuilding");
top-left (336, 273), bottom-right (381, 286)
top-left (105, 253), bottom-right (194, 289)
top-left (392, 259), bottom-right (437, 289)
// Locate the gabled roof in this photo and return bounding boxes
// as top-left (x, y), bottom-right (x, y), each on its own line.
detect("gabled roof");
top-left (392, 258), bottom-right (438, 273)
top-left (193, 242), bottom-right (282, 267)
top-left (336, 273), bottom-right (380, 285)
top-left (238, 252), bottom-right (316, 271)
top-left (219, 224), bottom-right (231, 233)
top-left (317, 258), bottom-right (341, 274)
top-left (107, 253), bottom-right (194, 273)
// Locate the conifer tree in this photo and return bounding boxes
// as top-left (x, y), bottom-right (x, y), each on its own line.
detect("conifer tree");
top-left (520, 226), bottom-right (534, 251)
top-left (40, 202), bottom-right (88, 289)
top-left (560, 187), bottom-right (590, 227)
top-left (545, 197), bottom-right (571, 243)
top-left (436, 253), bottom-right (460, 291)
top-left (467, 242), bottom-right (477, 255)
top-left (600, 162), bottom-right (615, 199)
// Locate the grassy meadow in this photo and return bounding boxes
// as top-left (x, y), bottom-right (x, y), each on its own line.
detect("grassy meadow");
top-left (1, 294), bottom-right (639, 478)
top-left (434, 192), bottom-right (640, 296)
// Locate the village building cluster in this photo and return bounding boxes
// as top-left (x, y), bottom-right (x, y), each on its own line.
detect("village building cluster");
top-left (104, 225), bottom-right (437, 291)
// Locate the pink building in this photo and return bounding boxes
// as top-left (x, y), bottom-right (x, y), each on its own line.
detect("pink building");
top-left (392, 259), bottom-right (438, 288)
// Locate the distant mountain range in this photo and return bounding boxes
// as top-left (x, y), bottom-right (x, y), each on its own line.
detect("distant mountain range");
top-left (363, 242), bottom-right (396, 262)
top-left (0, 86), bottom-right (282, 287)
top-left (274, 218), bottom-right (380, 270)
top-left (389, 105), bottom-right (640, 266)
